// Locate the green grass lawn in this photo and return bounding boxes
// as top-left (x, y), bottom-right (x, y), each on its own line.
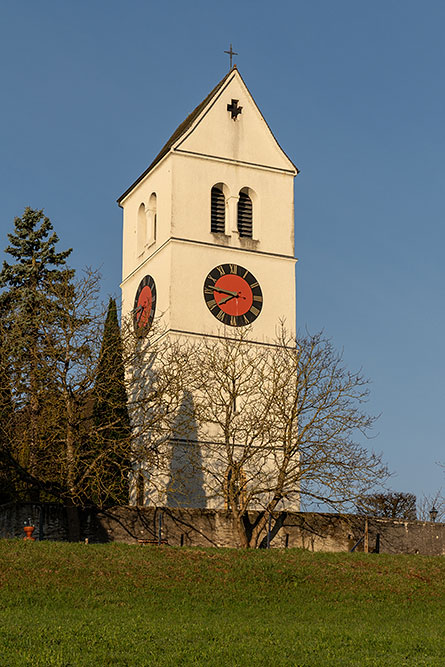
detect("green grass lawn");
top-left (0, 541), bottom-right (444, 666)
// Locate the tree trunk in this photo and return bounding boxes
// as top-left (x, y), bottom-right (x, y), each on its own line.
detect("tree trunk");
top-left (28, 345), bottom-right (40, 500)
top-left (65, 500), bottom-right (81, 542)
top-left (65, 392), bottom-right (80, 541)
top-left (234, 513), bottom-right (250, 548)
top-left (65, 392), bottom-right (77, 501)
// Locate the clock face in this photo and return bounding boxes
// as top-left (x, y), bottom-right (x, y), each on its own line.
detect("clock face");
top-left (133, 275), bottom-right (156, 334)
top-left (203, 264), bottom-right (263, 327)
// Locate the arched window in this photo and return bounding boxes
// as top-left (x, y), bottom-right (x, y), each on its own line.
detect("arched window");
top-left (137, 203), bottom-right (147, 252)
top-left (147, 193), bottom-right (157, 244)
top-left (237, 189), bottom-right (253, 238)
top-left (211, 185), bottom-right (225, 233)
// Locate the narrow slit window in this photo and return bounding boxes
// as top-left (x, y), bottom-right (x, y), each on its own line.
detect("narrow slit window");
top-left (211, 186), bottom-right (225, 233)
top-left (237, 191), bottom-right (253, 238)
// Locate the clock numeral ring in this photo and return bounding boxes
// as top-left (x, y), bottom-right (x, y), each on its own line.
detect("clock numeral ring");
top-left (203, 264), bottom-right (262, 327)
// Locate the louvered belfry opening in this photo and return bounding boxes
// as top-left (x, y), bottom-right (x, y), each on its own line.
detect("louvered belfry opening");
top-left (211, 186), bottom-right (225, 233)
top-left (237, 191), bottom-right (253, 238)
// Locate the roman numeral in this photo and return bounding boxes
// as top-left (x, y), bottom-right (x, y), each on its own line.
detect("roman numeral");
top-left (229, 264), bottom-right (237, 275)
top-left (217, 265), bottom-right (225, 276)
top-left (250, 281), bottom-right (259, 289)
top-left (251, 306), bottom-right (260, 316)
top-left (216, 310), bottom-right (225, 321)
top-left (204, 287), bottom-right (215, 296)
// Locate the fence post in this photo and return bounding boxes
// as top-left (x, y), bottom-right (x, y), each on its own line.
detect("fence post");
top-left (158, 511), bottom-right (163, 545)
top-left (266, 513), bottom-right (272, 549)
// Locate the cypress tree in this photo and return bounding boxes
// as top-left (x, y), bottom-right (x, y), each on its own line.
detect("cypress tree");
top-left (92, 298), bottom-right (131, 506)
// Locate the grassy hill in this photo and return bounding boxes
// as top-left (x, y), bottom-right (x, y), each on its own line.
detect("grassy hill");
top-left (0, 541), bottom-right (444, 666)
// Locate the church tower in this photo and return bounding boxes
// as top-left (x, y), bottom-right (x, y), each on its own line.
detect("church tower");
top-left (118, 67), bottom-right (298, 345)
top-left (118, 67), bottom-right (298, 509)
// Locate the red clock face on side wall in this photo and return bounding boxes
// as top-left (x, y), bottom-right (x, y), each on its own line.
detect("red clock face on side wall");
top-left (133, 275), bottom-right (156, 334)
top-left (203, 264), bottom-right (263, 327)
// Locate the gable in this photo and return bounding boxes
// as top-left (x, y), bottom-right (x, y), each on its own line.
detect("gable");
top-left (176, 69), bottom-right (297, 174)
top-left (118, 68), bottom-right (297, 205)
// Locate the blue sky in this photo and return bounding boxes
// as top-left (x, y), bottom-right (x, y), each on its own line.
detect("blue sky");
top-left (1, 1), bottom-right (444, 505)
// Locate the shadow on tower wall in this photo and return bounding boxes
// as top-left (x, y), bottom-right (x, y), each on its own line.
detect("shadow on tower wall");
top-left (167, 390), bottom-right (206, 508)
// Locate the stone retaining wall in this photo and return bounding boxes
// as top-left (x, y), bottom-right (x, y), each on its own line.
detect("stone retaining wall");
top-left (1, 503), bottom-right (444, 555)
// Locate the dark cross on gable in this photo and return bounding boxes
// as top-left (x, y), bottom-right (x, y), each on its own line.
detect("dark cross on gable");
top-left (227, 99), bottom-right (242, 120)
top-left (224, 43), bottom-right (238, 69)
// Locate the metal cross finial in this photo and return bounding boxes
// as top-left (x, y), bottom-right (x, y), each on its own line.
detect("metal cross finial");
top-left (224, 43), bottom-right (238, 69)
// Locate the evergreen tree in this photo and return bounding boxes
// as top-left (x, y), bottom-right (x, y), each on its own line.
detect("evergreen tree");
top-left (0, 207), bottom-right (73, 498)
top-left (0, 322), bottom-right (16, 502)
top-left (92, 298), bottom-right (131, 505)
top-left (0, 210), bottom-right (133, 521)
top-left (356, 492), bottom-right (417, 520)
top-left (0, 325), bottom-right (13, 439)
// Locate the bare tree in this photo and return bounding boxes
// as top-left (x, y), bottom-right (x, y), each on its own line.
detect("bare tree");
top-left (0, 210), bottom-right (388, 548)
top-left (0, 261), bottom-right (199, 538)
top-left (0, 212), bottom-right (202, 532)
top-left (123, 325), bottom-right (201, 507)
top-left (164, 327), bottom-right (389, 548)
top-left (0, 268), bottom-right (130, 512)
top-left (417, 489), bottom-right (445, 522)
